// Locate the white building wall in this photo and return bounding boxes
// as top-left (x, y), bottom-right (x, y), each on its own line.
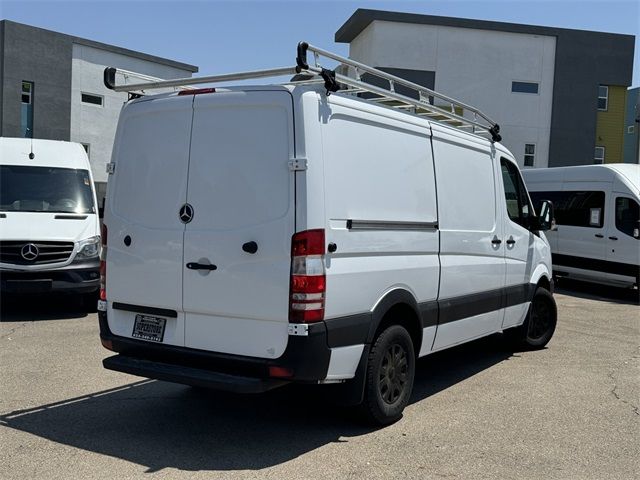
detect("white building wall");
top-left (349, 21), bottom-right (556, 168)
top-left (70, 44), bottom-right (194, 188)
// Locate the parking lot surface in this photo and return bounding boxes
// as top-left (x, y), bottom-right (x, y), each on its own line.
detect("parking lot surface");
top-left (1, 282), bottom-right (638, 480)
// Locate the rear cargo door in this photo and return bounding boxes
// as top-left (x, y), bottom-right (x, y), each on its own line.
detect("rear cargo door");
top-left (106, 96), bottom-right (193, 347)
top-left (182, 90), bottom-right (295, 359)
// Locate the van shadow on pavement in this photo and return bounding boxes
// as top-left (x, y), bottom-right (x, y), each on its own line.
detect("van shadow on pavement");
top-left (554, 278), bottom-right (639, 305)
top-left (0, 293), bottom-right (92, 322)
top-left (0, 334), bottom-right (514, 472)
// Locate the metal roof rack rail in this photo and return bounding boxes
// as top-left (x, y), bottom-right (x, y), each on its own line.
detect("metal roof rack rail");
top-left (103, 41), bottom-right (501, 142)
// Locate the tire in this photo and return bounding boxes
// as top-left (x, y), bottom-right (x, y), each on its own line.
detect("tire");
top-left (360, 325), bottom-right (415, 425)
top-left (506, 287), bottom-right (557, 350)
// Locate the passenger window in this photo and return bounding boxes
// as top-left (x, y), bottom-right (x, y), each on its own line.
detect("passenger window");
top-left (529, 191), bottom-right (605, 228)
top-left (615, 197), bottom-right (640, 238)
top-left (500, 158), bottom-right (532, 228)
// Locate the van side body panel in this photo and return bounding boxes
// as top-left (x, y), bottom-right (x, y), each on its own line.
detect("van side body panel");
top-left (315, 93), bottom-right (439, 368)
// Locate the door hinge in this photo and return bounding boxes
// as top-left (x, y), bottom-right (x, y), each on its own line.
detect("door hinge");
top-left (288, 323), bottom-right (309, 336)
top-left (288, 158), bottom-right (307, 171)
top-left (106, 162), bottom-right (116, 174)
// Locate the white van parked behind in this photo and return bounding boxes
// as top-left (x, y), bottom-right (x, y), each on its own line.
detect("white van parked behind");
top-left (0, 138), bottom-right (101, 304)
top-left (98, 43), bottom-right (557, 424)
top-left (523, 164), bottom-right (639, 289)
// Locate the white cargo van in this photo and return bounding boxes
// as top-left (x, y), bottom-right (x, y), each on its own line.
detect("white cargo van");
top-left (0, 138), bottom-right (101, 303)
top-left (523, 164), bottom-right (639, 289)
top-left (98, 43), bottom-right (557, 424)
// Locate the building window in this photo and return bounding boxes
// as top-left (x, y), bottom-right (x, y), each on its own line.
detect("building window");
top-left (597, 85), bottom-right (608, 111)
top-left (21, 81), bottom-right (34, 138)
top-left (81, 93), bottom-right (103, 106)
top-left (511, 81), bottom-right (539, 94)
top-left (524, 144), bottom-right (535, 167)
top-left (594, 146), bottom-right (605, 164)
top-left (81, 143), bottom-right (90, 158)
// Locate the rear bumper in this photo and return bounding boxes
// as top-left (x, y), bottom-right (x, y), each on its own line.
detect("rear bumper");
top-left (98, 310), bottom-right (333, 391)
top-left (0, 262), bottom-right (99, 294)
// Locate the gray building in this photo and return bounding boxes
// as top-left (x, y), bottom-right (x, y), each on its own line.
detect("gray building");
top-left (335, 9), bottom-right (635, 168)
top-left (623, 87), bottom-right (640, 163)
top-left (0, 20), bottom-right (198, 201)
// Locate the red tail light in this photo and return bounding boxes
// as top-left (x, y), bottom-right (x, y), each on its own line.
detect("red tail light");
top-left (289, 229), bottom-right (326, 323)
top-left (99, 224), bottom-right (107, 302)
top-left (178, 88), bottom-right (216, 96)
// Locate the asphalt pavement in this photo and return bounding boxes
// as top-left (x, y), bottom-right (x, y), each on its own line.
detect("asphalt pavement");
top-left (1, 282), bottom-right (638, 480)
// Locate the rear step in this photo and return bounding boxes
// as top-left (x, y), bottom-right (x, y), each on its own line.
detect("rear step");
top-left (103, 355), bottom-right (288, 393)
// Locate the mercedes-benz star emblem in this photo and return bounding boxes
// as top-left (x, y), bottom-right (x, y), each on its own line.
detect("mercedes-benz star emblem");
top-left (179, 203), bottom-right (194, 224)
top-left (21, 243), bottom-right (39, 261)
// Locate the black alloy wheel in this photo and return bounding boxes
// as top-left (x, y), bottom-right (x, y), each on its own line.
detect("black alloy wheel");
top-left (360, 324), bottom-right (415, 425)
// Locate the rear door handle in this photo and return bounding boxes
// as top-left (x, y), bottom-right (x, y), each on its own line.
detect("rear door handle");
top-left (609, 236), bottom-right (618, 241)
top-left (186, 262), bottom-right (217, 271)
top-left (506, 237), bottom-right (516, 245)
top-left (491, 237), bottom-right (502, 245)
top-left (595, 234), bottom-right (604, 238)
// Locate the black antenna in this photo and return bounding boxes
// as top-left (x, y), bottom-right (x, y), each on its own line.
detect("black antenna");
top-left (28, 131), bottom-right (35, 160)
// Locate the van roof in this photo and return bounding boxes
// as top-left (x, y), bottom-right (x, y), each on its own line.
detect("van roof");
top-left (0, 137), bottom-right (89, 170)
top-left (522, 164), bottom-right (640, 193)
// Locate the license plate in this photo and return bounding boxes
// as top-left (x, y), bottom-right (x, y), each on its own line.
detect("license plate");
top-left (132, 314), bottom-right (166, 343)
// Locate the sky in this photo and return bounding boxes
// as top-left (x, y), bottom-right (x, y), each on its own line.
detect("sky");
top-left (1, 0), bottom-right (639, 87)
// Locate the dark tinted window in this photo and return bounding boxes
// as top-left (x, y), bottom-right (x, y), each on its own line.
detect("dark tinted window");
top-left (512, 81), bottom-right (539, 94)
top-left (81, 93), bottom-right (103, 106)
top-left (501, 158), bottom-right (533, 228)
top-left (529, 191), bottom-right (605, 228)
top-left (0, 166), bottom-right (95, 214)
top-left (615, 197), bottom-right (639, 237)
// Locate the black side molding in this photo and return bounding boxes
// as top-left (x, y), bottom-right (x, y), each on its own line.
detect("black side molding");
top-left (112, 302), bottom-right (178, 318)
top-left (0, 213), bottom-right (6, 218)
top-left (347, 219), bottom-right (438, 231)
top-left (54, 215), bottom-right (88, 220)
top-left (103, 67), bottom-right (117, 90)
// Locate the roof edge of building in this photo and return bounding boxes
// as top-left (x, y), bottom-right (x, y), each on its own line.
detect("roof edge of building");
top-left (0, 19), bottom-right (198, 73)
top-left (335, 8), bottom-right (636, 43)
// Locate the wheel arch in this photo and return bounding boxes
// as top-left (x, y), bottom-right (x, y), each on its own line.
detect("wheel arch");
top-left (368, 289), bottom-right (423, 357)
top-left (530, 264), bottom-right (552, 292)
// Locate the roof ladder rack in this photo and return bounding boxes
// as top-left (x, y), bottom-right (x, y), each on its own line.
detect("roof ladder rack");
top-left (102, 41), bottom-right (501, 142)
top-left (295, 42), bottom-right (501, 142)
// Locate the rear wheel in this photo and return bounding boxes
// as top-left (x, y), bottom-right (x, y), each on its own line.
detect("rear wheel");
top-left (506, 287), bottom-right (557, 349)
top-left (360, 325), bottom-right (415, 425)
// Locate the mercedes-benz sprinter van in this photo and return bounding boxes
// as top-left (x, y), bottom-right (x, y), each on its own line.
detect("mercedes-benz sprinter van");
top-left (97, 78), bottom-right (559, 424)
top-left (0, 138), bottom-right (101, 304)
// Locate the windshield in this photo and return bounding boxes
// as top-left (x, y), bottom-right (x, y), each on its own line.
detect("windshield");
top-left (0, 166), bottom-right (95, 214)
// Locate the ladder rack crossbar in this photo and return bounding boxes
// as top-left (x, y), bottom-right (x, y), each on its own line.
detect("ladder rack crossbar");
top-left (104, 66), bottom-right (298, 93)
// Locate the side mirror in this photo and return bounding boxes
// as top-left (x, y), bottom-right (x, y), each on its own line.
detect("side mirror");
top-left (531, 200), bottom-right (555, 232)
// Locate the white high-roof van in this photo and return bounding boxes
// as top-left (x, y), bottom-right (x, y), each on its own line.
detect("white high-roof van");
top-left (98, 45), bottom-right (558, 424)
top-left (523, 164), bottom-right (639, 289)
top-left (0, 138), bottom-right (100, 303)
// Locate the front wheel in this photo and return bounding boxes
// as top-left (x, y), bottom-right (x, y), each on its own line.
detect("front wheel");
top-left (360, 325), bottom-right (415, 425)
top-left (506, 287), bottom-right (557, 350)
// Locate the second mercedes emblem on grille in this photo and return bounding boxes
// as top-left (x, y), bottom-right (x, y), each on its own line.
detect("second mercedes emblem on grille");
top-left (179, 204), bottom-right (194, 224)
top-left (21, 243), bottom-right (39, 261)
